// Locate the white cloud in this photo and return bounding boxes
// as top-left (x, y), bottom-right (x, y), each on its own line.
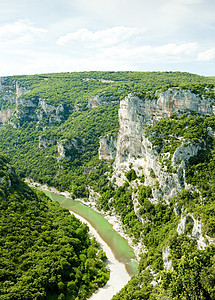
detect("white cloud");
top-left (57, 26), bottom-right (146, 47)
top-left (197, 48), bottom-right (215, 61)
top-left (0, 1), bottom-right (214, 76)
top-left (0, 19), bottom-right (47, 44)
top-left (57, 27), bottom-right (199, 64)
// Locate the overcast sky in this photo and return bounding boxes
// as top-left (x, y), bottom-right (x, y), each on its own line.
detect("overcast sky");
top-left (0, 0), bottom-right (215, 76)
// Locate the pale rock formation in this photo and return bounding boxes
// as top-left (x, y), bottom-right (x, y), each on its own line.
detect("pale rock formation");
top-left (111, 89), bottom-right (214, 202)
top-left (15, 97), bottom-right (38, 119)
top-left (0, 78), bottom-right (4, 92)
top-left (0, 109), bottom-right (14, 126)
top-left (172, 142), bottom-right (204, 167)
top-left (207, 126), bottom-right (215, 138)
top-left (39, 136), bottom-right (56, 148)
top-left (157, 89), bottom-right (214, 117)
top-left (162, 246), bottom-right (172, 270)
top-left (177, 214), bottom-right (208, 249)
top-left (99, 134), bottom-right (117, 161)
top-left (88, 95), bottom-right (104, 108)
top-left (37, 100), bottom-right (64, 122)
top-left (16, 82), bottom-right (29, 97)
top-left (88, 188), bottom-right (101, 203)
top-left (57, 139), bottom-right (85, 159)
top-left (0, 79), bottom-right (65, 125)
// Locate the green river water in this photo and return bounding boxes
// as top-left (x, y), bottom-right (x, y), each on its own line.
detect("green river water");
top-left (43, 191), bottom-right (138, 276)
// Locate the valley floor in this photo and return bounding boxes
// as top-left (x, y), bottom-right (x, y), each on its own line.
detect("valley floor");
top-left (25, 179), bottom-right (138, 299)
top-left (71, 212), bottom-right (130, 300)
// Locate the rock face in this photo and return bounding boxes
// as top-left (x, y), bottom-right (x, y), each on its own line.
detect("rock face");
top-left (112, 90), bottom-right (214, 200)
top-left (0, 79), bottom-right (65, 126)
top-left (99, 88), bottom-right (215, 249)
top-left (162, 246), bottom-right (172, 270)
top-left (15, 97), bottom-right (64, 123)
top-left (171, 142), bottom-right (203, 167)
top-left (157, 89), bottom-right (215, 117)
top-left (0, 165), bottom-right (14, 188)
top-left (57, 139), bottom-right (85, 159)
top-left (177, 214), bottom-right (209, 249)
top-left (99, 134), bottom-right (117, 161)
top-left (16, 82), bottom-right (29, 98)
top-left (88, 95), bottom-right (104, 108)
top-left (37, 100), bottom-right (64, 122)
top-left (0, 109), bottom-right (14, 126)
top-left (39, 136), bottom-right (56, 148)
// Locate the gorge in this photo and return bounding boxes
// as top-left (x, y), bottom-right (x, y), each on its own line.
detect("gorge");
top-left (0, 71), bottom-right (215, 299)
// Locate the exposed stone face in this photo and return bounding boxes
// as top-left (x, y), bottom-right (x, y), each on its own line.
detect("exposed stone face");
top-left (172, 142), bottom-right (204, 167)
top-left (0, 78), bottom-right (4, 92)
top-left (99, 134), bottom-right (117, 161)
top-left (38, 100), bottom-right (64, 122)
top-left (15, 97), bottom-right (39, 120)
top-left (10, 97), bottom-right (65, 123)
top-left (88, 95), bottom-right (104, 108)
top-left (0, 109), bottom-right (14, 126)
top-left (0, 80), bottom-right (65, 125)
top-left (0, 166), bottom-right (14, 188)
top-left (16, 82), bottom-right (29, 98)
top-left (112, 90), bottom-right (214, 201)
top-left (177, 214), bottom-right (208, 249)
top-left (39, 136), bottom-right (56, 148)
top-left (157, 89), bottom-right (214, 117)
top-left (88, 188), bottom-right (101, 203)
top-left (162, 246), bottom-right (172, 270)
top-left (57, 139), bottom-right (85, 159)
top-left (207, 126), bottom-right (215, 138)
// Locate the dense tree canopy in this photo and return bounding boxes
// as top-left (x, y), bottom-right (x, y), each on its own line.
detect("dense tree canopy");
top-left (0, 154), bottom-right (109, 300)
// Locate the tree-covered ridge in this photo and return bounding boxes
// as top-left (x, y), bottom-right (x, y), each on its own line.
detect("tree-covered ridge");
top-left (0, 71), bottom-right (212, 111)
top-left (0, 154), bottom-right (109, 300)
top-left (0, 71), bottom-right (213, 192)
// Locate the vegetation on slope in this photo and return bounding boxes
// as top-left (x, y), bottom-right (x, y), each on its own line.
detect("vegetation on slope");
top-left (110, 112), bottom-right (215, 299)
top-left (0, 154), bottom-right (109, 300)
top-left (1, 72), bottom-right (215, 299)
top-left (0, 71), bottom-right (213, 194)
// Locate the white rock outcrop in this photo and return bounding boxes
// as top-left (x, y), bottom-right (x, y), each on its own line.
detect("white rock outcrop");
top-left (99, 134), bottom-right (117, 161)
top-left (110, 89), bottom-right (214, 202)
top-left (39, 136), bottom-right (56, 148)
top-left (177, 214), bottom-right (208, 249)
top-left (57, 139), bottom-right (85, 159)
top-left (162, 246), bottom-right (172, 270)
top-left (0, 109), bottom-right (14, 126)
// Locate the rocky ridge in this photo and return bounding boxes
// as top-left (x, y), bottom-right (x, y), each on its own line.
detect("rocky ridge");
top-left (0, 79), bottom-right (65, 127)
top-left (99, 88), bottom-right (215, 255)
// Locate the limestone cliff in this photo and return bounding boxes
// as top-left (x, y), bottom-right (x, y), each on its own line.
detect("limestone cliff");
top-left (0, 109), bottom-right (14, 126)
top-left (57, 139), bottom-right (85, 159)
top-left (100, 88), bottom-right (215, 250)
top-left (99, 134), bottom-right (117, 161)
top-left (0, 79), bottom-right (65, 126)
top-left (113, 89), bottom-right (214, 196)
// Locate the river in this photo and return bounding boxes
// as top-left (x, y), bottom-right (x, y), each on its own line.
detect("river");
top-left (43, 190), bottom-right (138, 299)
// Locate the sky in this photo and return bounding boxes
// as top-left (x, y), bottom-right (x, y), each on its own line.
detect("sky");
top-left (0, 0), bottom-right (215, 76)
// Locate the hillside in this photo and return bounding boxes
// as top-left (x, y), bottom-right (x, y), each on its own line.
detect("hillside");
top-left (0, 154), bottom-right (109, 300)
top-left (0, 71), bottom-right (215, 299)
top-left (0, 71), bottom-right (213, 192)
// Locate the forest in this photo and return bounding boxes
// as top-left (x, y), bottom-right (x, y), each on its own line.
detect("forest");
top-left (0, 154), bottom-right (109, 300)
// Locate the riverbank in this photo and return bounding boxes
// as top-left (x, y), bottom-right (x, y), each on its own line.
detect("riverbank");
top-left (71, 211), bottom-right (130, 300)
top-left (26, 179), bottom-right (142, 259)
